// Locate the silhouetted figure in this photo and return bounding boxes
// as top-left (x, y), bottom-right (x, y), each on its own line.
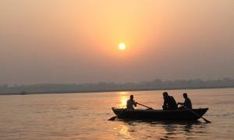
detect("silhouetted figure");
top-left (162, 92), bottom-right (178, 110)
top-left (178, 93), bottom-right (192, 109)
top-left (126, 95), bottom-right (137, 110)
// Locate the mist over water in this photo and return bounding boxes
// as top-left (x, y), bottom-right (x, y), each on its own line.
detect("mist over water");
top-left (0, 88), bottom-right (233, 139)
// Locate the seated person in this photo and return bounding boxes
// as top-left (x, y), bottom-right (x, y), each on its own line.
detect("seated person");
top-left (162, 92), bottom-right (178, 110)
top-left (177, 93), bottom-right (192, 109)
top-left (126, 95), bottom-right (137, 110)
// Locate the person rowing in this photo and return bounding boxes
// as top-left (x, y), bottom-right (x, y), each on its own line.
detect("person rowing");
top-left (126, 95), bottom-right (153, 110)
top-left (177, 93), bottom-right (192, 109)
top-left (126, 95), bottom-right (137, 110)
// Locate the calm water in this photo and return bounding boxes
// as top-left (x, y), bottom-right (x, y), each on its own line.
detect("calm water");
top-left (0, 88), bottom-right (234, 140)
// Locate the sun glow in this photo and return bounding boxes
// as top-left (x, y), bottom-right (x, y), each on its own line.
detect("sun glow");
top-left (118, 43), bottom-right (126, 50)
top-left (120, 96), bottom-right (128, 108)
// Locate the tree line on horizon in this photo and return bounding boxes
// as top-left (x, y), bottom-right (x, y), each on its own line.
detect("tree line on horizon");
top-left (0, 78), bottom-right (234, 94)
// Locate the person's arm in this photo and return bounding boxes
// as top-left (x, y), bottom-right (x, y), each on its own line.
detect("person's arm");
top-left (134, 100), bottom-right (137, 106)
top-left (177, 102), bottom-right (184, 105)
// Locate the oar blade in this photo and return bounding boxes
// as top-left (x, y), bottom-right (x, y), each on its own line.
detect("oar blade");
top-left (108, 116), bottom-right (117, 121)
top-left (202, 117), bottom-right (211, 123)
top-left (183, 105), bottom-right (211, 123)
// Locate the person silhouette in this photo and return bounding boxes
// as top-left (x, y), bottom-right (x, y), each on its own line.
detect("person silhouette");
top-left (162, 92), bottom-right (178, 110)
top-left (177, 93), bottom-right (192, 109)
top-left (126, 95), bottom-right (137, 110)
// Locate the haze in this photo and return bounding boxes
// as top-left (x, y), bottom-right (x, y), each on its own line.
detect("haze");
top-left (0, 1), bottom-right (233, 85)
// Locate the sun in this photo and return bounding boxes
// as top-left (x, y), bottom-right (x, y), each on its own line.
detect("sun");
top-left (118, 43), bottom-right (126, 50)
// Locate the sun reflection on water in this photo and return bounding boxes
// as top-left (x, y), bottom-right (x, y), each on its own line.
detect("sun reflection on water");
top-left (119, 91), bottom-right (128, 95)
top-left (118, 92), bottom-right (129, 108)
top-left (119, 124), bottom-right (132, 139)
top-left (120, 96), bottom-right (127, 108)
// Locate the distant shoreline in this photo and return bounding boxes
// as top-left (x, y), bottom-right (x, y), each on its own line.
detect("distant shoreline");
top-left (1, 86), bottom-right (233, 96)
top-left (1, 78), bottom-right (234, 95)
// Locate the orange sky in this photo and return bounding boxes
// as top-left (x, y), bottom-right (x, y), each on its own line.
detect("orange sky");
top-left (0, 1), bottom-right (233, 84)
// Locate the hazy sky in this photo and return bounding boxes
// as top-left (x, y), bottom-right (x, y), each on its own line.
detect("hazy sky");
top-left (0, 1), bottom-right (234, 85)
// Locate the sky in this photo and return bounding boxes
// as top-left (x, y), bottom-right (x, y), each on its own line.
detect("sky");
top-left (0, 0), bottom-right (234, 85)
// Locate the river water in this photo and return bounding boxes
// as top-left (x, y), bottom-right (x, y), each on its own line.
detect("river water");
top-left (0, 88), bottom-right (233, 140)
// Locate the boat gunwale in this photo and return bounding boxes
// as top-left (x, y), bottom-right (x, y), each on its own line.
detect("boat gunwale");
top-left (112, 107), bottom-right (209, 112)
top-left (111, 107), bottom-right (209, 121)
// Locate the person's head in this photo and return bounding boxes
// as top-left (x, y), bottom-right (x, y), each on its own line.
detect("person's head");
top-left (130, 95), bottom-right (134, 100)
top-left (163, 92), bottom-right (168, 97)
top-left (183, 93), bottom-right (188, 98)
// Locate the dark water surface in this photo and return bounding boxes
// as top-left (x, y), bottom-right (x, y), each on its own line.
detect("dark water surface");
top-left (0, 88), bottom-right (233, 140)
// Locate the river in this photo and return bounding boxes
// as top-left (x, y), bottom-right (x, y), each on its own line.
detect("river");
top-left (0, 88), bottom-right (233, 139)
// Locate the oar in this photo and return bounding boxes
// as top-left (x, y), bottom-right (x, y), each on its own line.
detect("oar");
top-left (108, 116), bottom-right (117, 121)
top-left (137, 102), bottom-right (153, 110)
top-left (183, 106), bottom-right (211, 123)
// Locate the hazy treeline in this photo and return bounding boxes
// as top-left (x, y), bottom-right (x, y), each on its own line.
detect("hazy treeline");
top-left (0, 78), bottom-right (234, 94)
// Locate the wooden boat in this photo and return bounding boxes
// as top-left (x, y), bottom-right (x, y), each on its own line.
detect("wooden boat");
top-left (111, 107), bottom-right (209, 121)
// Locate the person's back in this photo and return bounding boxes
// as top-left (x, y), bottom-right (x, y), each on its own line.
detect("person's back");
top-left (162, 92), bottom-right (178, 110)
top-left (183, 93), bottom-right (192, 109)
top-left (167, 95), bottom-right (178, 110)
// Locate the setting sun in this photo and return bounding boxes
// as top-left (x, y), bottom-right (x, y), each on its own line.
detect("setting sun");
top-left (118, 43), bottom-right (126, 50)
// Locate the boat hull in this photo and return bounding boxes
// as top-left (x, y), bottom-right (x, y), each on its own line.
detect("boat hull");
top-left (112, 107), bottom-right (208, 121)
